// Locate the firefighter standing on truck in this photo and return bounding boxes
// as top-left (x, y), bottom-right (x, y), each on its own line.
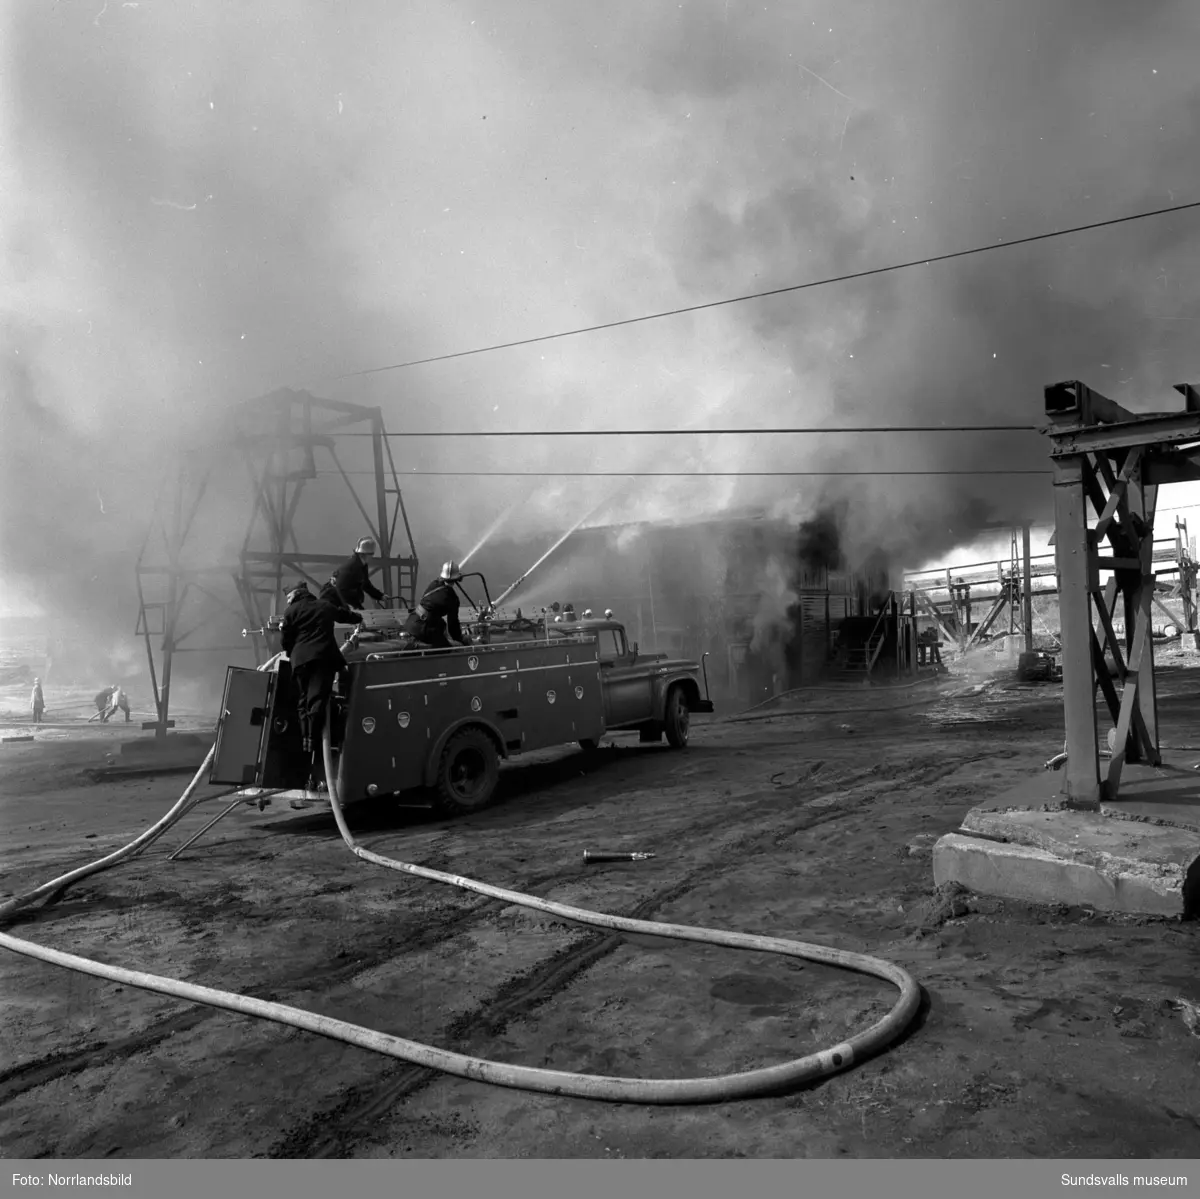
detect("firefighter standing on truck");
top-left (322, 537), bottom-right (389, 611)
top-left (279, 582), bottom-right (363, 776)
top-left (404, 561), bottom-right (466, 648)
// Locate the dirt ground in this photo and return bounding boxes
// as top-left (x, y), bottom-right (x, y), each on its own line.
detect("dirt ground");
top-left (3, 654), bottom-right (1200, 1160)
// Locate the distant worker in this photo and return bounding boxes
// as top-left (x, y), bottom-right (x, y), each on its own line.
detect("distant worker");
top-left (102, 684), bottom-right (132, 723)
top-left (323, 537), bottom-right (389, 611)
top-left (921, 627), bottom-right (943, 670)
top-left (31, 677), bottom-right (44, 724)
top-left (279, 582), bottom-right (363, 768)
top-left (403, 561), bottom-right (466, 649)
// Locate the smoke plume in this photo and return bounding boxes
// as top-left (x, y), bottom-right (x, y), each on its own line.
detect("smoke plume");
top-left (4, 0), bottom-right (1200, 704)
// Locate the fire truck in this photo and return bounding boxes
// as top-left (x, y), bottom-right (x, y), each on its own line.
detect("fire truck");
top-left (211, 585), bottom-right (714, 817)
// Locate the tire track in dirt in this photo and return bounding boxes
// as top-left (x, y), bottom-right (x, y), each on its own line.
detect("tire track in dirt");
top-left (266, 751), bottom-right (982, 1159)
top-left (0, 745), bottom-right (984, 1127)
top-left (0, 761), bottom-right (862, 1104)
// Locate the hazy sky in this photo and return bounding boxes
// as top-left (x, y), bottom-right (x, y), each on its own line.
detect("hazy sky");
top-left (4, 0), bottom-right (1200, 623)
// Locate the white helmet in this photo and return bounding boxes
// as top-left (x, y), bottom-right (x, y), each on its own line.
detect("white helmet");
top-left (356, 537), bottom-right (378, 557)
top-left (440, 560), bottom-right (462, 582)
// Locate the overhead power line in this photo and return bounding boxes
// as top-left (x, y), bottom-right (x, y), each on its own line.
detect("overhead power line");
top-left (333, 423), bottom-right (1041, 437)
top-left (332, 198), bottom-right (1200, 379)
top-left (315, 468), bottom-right (1051, 478)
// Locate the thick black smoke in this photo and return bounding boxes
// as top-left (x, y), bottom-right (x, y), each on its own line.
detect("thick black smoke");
top-left (6, 0), bottom-right (1200, 707)
top-left (795, 504), bottom-right (847, 574)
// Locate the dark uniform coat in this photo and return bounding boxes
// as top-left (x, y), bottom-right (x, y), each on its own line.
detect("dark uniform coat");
top-left (280, 592), bottom-right (363, 669)
top-left (327, 552), bottom-right (384, 610)
top-left (403, 578), bottom-right (464, 646)
top-left (280, 591), bottom-right (363, 754)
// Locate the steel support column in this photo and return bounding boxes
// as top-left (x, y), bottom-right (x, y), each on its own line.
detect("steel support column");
top-left (1021, 524), bottom-right (1034, 654)
top-left (1052, 455), bottom-right (1101, 808)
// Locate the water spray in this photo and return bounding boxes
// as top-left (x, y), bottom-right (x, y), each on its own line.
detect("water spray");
top-left (460, 495), bottom-right (530, 568)
top-left (492, 493), bottom-right (614, 609)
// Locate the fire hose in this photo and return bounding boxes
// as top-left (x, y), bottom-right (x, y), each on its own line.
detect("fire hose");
top-left (0, 730), bottom-right (922, 1107)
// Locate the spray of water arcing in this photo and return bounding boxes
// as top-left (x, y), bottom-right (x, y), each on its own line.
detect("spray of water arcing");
top-left (505, 563), bottom-right (577, 614)
top-left (460, 496), bottom-right (529, 569)
top-left (492, 492), bottom-right (615, 609)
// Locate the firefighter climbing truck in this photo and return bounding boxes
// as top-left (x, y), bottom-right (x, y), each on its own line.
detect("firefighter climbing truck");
top-left (211, 602), bottom-right (715, 816)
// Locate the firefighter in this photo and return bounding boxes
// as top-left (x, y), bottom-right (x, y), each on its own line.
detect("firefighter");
top-left (93, 686), bottom-right (115, 721)
top-left (103, 685), bottom-right (132, 723)
top-left (323, 537), bottom-right (389, 611)
top-left (279, 582), bottom-right (363, 773)
top-left (403, 561), bottom-right (466, 648)
top-left (31, 677), bottom-right (44, 724)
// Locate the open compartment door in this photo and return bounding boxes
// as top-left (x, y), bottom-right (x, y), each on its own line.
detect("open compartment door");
top-left (210, 666), bottom-right (272, 786)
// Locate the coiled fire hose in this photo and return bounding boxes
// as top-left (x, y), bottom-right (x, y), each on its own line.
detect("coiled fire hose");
top-left (0, 728), bottom-right (922, 1106)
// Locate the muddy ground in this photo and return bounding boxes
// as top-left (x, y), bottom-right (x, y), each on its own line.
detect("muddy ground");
top-left (3, 657), bottom-right (1200, 1159)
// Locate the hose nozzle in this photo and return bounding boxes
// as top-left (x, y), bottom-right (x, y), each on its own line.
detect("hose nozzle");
top-left (582, 850), bottom-right (655, 864)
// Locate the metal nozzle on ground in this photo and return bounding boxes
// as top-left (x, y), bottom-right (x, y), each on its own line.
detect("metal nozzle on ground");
top-left (582, 850), bottom-right (656, 863)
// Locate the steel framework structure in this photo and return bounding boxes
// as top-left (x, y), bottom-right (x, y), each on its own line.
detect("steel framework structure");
top-left (906, 525), bottom-right (1036, 655)
top-left (135, 389), bottom-right (419, 738)
top-left (1044, 379), bottom-right (1200, 809)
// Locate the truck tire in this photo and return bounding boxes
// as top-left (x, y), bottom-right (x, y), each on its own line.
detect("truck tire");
top-left (578, 738), bottom-right (600, 752)
top-left (663, 686), bottom-right (690, 749)
top-left (433, 727), bottom-right (500, 816)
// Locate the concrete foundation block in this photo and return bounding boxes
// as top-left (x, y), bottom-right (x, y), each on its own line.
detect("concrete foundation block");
top-left (933, 832), bottom-right (1196, 919)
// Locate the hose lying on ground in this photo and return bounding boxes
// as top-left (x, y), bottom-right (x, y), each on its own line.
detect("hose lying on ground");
top-left (0, 745), bottom-right (223, 921)
top-left (0, 727), bottom-right (923, 1106)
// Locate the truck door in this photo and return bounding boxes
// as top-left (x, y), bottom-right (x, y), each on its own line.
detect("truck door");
top-left (210, 666), bottom-right (271, 786)
top-left (598, 628), bottom-right (654, 726)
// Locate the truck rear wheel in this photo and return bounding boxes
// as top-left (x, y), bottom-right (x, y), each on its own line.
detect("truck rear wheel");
top-left (664, 686), bottom-right (690, 749)
top-left (433, 728), bottom-right (500, 815)
top-left (578, 738), bottom-right (600, 752)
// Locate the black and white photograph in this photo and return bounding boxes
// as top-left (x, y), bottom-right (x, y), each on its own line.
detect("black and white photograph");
top-left (2, 0), bottom-right (1200, 1178)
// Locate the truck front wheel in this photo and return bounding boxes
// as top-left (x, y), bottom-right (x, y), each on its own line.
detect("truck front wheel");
top-left (433, 727), bottom-right (500, 815)
top-left (664, 686), bottom-right (690, 749)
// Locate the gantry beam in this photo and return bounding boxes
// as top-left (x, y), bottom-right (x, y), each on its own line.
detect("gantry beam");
top-left (135, 388), bottom-right (419, 739)
top-left (1043, 379), bottom-right (1200, 808)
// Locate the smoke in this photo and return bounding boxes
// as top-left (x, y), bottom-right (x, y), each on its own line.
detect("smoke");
top-left (796, 505), bottom-right (847, 574)
top-left (748, 556), bottom-right (796, 666)
top-left (4, 0), bottom-right (1200, 708)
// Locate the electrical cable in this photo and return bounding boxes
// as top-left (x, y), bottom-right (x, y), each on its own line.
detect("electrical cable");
top-left (310, 468), bottom-right (1052, 478)
top-left (333, 424), bottom-right (1042, 437)
top-left (330, 199), bottom-right (1200, 380)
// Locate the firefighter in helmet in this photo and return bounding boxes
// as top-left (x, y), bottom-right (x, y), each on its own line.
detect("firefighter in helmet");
top-left (403, 561), bottom-right (466, 648)
top-left (322, 537), bottom-right (389, 611)
top-left (279, 581), bottom-right (363, 778)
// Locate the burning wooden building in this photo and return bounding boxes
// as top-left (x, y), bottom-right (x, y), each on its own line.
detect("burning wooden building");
top-left (473, 509), bottom-right (898, 703)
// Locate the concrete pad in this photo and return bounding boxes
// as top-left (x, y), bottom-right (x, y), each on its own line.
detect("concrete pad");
top-left (961, 806), bottom-right (1200, 876)
top-left (933, 832), bottom-right (1197, 918)
top-left (971, 759), bottom-right (1200, 833)
top-left (937, 763), bottom-right (1200, 917)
